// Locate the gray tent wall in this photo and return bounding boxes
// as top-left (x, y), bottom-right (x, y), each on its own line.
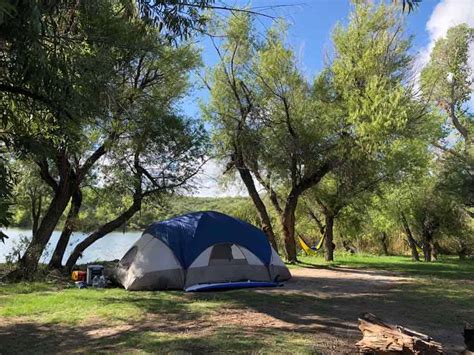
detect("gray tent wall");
top-left (116, 233), bottom-right (291, 291)
top-left (115, 233), bottom-right (185, 290)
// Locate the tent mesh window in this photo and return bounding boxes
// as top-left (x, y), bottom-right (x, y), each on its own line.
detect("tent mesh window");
top-left (209, 243), bottom-right (248, 266)
top-left (119, 246), bottom-right (138, 270)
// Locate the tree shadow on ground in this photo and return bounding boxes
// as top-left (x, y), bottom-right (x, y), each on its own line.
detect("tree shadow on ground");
top-left (95, 270), bottom-right (469, 351)
top-left (0, 322), bottom-right (230, 354)
top-left (190, 271), bottom-right (471, 353)
top-left (0, 319), bottom-right (321, 354)
top-left (1, 266), bottom-right (471, 353)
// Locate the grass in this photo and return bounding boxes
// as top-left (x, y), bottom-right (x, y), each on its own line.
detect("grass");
top-left (0, 255), bottom-right (473, 353)
top-left (0, 285), bottom-right (319, 353)
top-left (0, 286), bottom-right (229, 324)
top-left (108, 327), bottom-right (315, 354)
top-left (295, 253), bottom-right (474, 280)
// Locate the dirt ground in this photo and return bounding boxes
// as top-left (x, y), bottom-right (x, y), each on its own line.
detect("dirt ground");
top-left (220, 266), bottom-right (467, 354)
top-left (268, 267), bottom-right (464, 353)
top-left (0, 266), bottom-right (470, 354)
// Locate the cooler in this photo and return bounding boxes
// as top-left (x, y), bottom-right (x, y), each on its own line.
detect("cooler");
top-left (86, 264), bottom-right (104, 285)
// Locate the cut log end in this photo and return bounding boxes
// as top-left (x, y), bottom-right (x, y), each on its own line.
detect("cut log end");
top-left (356, 313), bottom-right (443, 354)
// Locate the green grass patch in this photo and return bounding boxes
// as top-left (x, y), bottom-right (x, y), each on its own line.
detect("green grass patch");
top-left (295, 254), bottom-right (474, 280)
top-left (116, 327), bottom-right (315, 354)
top-left (0, 283), bottom-right (319, 353)
top-left (0, 255), bottom-right (472, 352)
top-left (0, 282), bottom-right (61, 295)
top-left (0, 286), bottom-right (231, 325)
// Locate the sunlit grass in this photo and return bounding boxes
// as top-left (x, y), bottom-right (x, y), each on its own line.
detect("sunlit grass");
top-left (0, 255), bottom-right (472, 352)
top-left (295, 253), bottom-right (474, 280)
top-left (293, 253), bottom-right (474, 315)
top-left (117, 327), bottom-right (315, 354)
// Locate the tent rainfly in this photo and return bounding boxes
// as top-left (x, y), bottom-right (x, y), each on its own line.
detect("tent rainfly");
top-left (115, 211), bottom-right (291, 291)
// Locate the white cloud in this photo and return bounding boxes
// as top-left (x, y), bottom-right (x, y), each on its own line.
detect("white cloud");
top-left (426, 0), bottom-right (474, 44)
top-left (190, 159), bottom-right (250, 197)
top-left (417, 0), bottom-right (474, 77)
top-left (415, 0), bottom-right (474, 106)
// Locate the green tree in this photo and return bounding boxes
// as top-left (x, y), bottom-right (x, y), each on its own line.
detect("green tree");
top-left (303, 129), bottom-right (431, 261)
top-left (1, 1), bottom-right (208, 277)
top-left (377, 183), bottom-right (423, 261)
top-left (311, 1), bottom-right (437, 261)
top-left (205, 2), bottom-right (432, 262)
top-left (375, 172), bottom-right (473, 262)
top-left (10, 161), bottom-right (51, 237)
top-left (421, 24), bottom-right (474, 217)
top-left (204, 15), bottom-right (341, 261)
top-left (421, 24), bottom-right (473, 151)
top-left (202, 14), bottom-right (281, 253)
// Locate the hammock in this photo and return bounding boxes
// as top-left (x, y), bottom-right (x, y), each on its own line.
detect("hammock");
top-left (297, 234), bottom-right (325, 255)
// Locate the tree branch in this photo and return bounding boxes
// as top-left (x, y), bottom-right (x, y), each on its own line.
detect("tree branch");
top-left (36, 159), bottom-right (58, 192)
top-left (252, 169), bottom-right (283, 214)
top-left (0, 84), bottom-right (72, 120)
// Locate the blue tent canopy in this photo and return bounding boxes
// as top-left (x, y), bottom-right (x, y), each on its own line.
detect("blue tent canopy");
top-left (143, 211), bottom-right (272, 268)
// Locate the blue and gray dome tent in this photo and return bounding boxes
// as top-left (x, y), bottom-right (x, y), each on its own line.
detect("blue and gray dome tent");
top-left (115, 211), bottom-right (291, 291)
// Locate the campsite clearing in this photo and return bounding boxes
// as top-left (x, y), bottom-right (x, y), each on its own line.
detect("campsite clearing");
top-left (0, 255), bottom-right (472, 354)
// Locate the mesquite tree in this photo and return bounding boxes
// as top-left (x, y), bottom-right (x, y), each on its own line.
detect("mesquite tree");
top-left (48, 32), bottom-right (207, 270)
top-left (64, 112), bottom-right (207, 270)
top-left (304, 1), bottom-right (438, 261)
top-left (204, 16), bottom-right (340, 261)
top-left (303, 129), bottom-right (431, 262)
top-left (0, 1), bottom-right (208, 277)
top-left (421, 24), bottom-right (473, 218)
top-left (303, 156), bottom-right (394, 261)
top-left (205, 2), bottom-right (432, 262)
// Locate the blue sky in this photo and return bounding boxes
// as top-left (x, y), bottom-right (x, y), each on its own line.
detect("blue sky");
top-left (209, 0), bottom-right (437, 76)
top-left (187, 0), bottom-right (474, 197)
top-left (183, 0), bottom-right (438, 118)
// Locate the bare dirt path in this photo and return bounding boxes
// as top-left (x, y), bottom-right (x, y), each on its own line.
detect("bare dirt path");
top-left (240, 266), bottom-right (467, 353)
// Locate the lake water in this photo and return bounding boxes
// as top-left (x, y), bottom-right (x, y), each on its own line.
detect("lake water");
top-left (0, 228), bottom-right (142, 264)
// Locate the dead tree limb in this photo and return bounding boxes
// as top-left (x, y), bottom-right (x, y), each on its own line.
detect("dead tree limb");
top-left (356, 313), bottom-right (443, 354)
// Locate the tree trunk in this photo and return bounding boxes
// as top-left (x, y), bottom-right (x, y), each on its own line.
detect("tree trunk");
top-left (49, 189), bottom-right (82, 269)
top-left (14, 180), bottom-right (73, 278)
top-left (465, 322), bottom-right (474, 352)
top-left (420, 216), bottom-right (439, 263)
top-left (457, 239), bottom-right (468, 260)
top-left (234, 154), bottom-right (279, 252)
top-left (306, 206), bottom-right (325, 236)
top-left (65, 197), bottom-right (141, 271)
top-left (431, 241), bottom-right (438, 261)
top-left (342, 239), bottom-right (356, 254)
top-left (400, 213), bottom-right (419, 261)
top-left (422, 241), bottom-right (432, 262)
top-left (421, 226), bottom-right (435, 262)
top-left (31, 194), bottom-right (42, 238)
top-left (281, 193), bottom-right (298, 263)
top-left (380, 232), bottom-right (389, 256)
top-left (323, 214), bottom-right (335, 262)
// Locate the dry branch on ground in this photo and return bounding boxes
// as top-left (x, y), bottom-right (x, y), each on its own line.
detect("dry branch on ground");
top-left (356, 313), bottom-right (443, 354)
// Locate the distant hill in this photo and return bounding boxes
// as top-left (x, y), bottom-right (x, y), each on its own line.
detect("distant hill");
top-left (128, 195), bottom-right (259, 230)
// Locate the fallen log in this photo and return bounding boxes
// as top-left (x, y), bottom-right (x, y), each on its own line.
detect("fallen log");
top-left (356, 313), bottom-right (443, 354)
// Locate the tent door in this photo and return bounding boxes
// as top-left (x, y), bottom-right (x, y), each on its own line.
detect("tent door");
top-left (208, 243), bottom-right (249, 266)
